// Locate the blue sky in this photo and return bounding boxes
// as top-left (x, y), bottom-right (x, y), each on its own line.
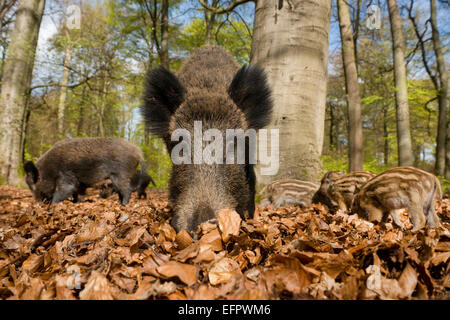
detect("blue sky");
top-left (36, 0), bottom-right (448, 72)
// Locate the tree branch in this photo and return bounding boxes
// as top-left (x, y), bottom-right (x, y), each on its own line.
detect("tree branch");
top-left (199, 0), bottom-right (253, 15)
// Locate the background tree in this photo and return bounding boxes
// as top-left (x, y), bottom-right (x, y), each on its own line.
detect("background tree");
top-left (0, 0), bottom-right (45, 185)
top-left (429, 0), bottom-right (448, 178)
top-left (337, 0), bottom-right (364, 172)
top-left (406, 0), bottom-right (448, 178)
top-left (387, 0), bottom-right (414, 166)
top-left (251, 0), bottom-right (332, 184)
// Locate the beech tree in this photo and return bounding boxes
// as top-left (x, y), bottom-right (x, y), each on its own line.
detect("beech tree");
top-left (250, 0), bottom-right (332, 184)
top-left (387, 0), bottom-right (414, 166)
top-left (337, 0), bottom-right (363, 172)
top-left (0, 0), bottom-right (45, 185)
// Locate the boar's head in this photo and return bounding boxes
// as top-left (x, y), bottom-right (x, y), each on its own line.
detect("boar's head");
top-left (141, 46), bottom-right (272, 232)
top-left (312, 170), bottom-right (345, 209)
top-left (351, 192), bottom-right (368, 219)
top-left (24, 161), bottom-right (54, 203)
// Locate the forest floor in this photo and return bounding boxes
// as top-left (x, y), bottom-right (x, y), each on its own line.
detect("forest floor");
top-left (0, 185), bottom-right (449, 300)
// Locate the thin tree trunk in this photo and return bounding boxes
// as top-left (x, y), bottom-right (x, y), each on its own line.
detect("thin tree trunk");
top-left (21, 99), bottom-right (32, 164)
top-left (97, 73), bottom-right (108, 137)
top-left (329, 102), bottom-right (335, 150)
top-left (383, 105), bottom-right (389, 166)
top-left (57, 29), bottom-right (72, 136)
top-left (160, 0), bottom-right (169, 68)
top-left (337, 0), bottom-right (363, 172)
top-left (0, 0), bottom-right (45, 185)
top-left (204, 9), bottom-right (216, 44)
top-left (203, 0), bottom-right (218, 44)
top-left (251, 0), bottom-right (331, 184)
top-left (387, 0), bottom-right (414, 166)
top-left (446, 123), bottom-right (450, 179)
top-left (76, 82), bottom-right (87, 136)
top-left (430, 0), bottom-right (448, 177)
top-left (353, 0), bottom-right (361, 70)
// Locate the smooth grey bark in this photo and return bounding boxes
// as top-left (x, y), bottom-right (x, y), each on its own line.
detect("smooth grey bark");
top-left (429, 0), bottom-right (448, 178)
top-left (57, 28), bottom-right (72, 135)
top-left (251, 0), bottom-right (331, 184)
top-left (387, 0), bottom-right (414, 166)
top-left (337, 0), bottom-right (363, 172)
top-left (0, 0), bottom-right (45, 185)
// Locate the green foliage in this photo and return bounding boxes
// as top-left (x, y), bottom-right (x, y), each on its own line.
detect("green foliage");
top-left (438, 176), bottom-right (450, 196)
top-left (321, 155), bottom-right (348, 173)
top-left (176, 17), bottom-right (252, 64)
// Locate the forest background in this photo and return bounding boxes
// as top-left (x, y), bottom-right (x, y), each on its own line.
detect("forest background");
top-left (0, 0), bottom-right (448, 191)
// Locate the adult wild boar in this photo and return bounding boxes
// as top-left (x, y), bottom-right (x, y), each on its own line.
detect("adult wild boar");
top-left (24, 137), bottom-right (145, 205)
top-left (141, 45), bottom-right (272, 232)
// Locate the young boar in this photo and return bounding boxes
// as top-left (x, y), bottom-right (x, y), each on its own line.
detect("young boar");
top-left (327, 171), bottom-right (376, 211)
top-left (352, 167), bottom-right (441, 232)
top-left (312, 170), bottom-right (346, 208)
top-left (141, 45), bottom-right (272, 232)
top-left (24, 137), bottom-right (145, 205)
top-left (259, 179), bottom-right (319, 209)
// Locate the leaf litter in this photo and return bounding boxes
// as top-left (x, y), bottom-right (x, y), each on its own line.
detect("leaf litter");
top-left (0, 185), bottom-right (449, 300)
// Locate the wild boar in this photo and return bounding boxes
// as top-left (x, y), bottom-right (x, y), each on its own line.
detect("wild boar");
top-left (352, 166), bottom-right (441, 232)
top-left (99, 171), bottom-right (156, 199)
top-left (312, 170), bottom-right (346, 208)
top-left (327, 171), bottom-right (376, 211)
top-left (24, 137), bottom-right (145, 205)
top-left (141, 45), bottom-right (272, 232)
top-left (258, 179), bottom-right (319, 208)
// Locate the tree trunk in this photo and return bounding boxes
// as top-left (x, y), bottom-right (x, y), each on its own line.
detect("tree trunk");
top-left (329, 101), bottom-right (335, 150)
top-left (203, 0), bottom-right (218, 44)
top-left (160, 0), bottom-right (169, 68)
top-left (0, 0), bottom-right (45, 185)
top-left (97, 73), bottom-right (108, 137)
top-left (251, 0), bottom-right (331, 184)
top-left (204, 9), bottom-right (216, 44)
top-left (337, 0), bottom-right (363, 172)
top-left (446, 123), bottom-right (450, 179)
top-left (353, 0), bottom-right (361, 70)
top-left (387, 0), bottom-right (414, 166)
top-left (383, 105), bottom-right (389, 166)
top-left (57, 29), bottom-right (72, 136)
top-left (430, 0), bottom-right (448, 178)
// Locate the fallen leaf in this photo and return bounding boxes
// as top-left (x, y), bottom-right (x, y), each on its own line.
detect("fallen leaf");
top-left (218, 208), bottom-right (241, 242)
top-left (156, 261), bottom-right (197, 286)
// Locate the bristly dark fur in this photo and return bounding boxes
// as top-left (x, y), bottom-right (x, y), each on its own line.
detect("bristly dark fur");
top-left (141, 67), bottom-right (186, 141)
top-left (24, 161), bottom-right (39, 183)
top-left (228, 64), bottom-right (273, 129)
top-left (24, 137), bottom-right (144, 205)
top-left (140, 45), bottom-right (273, 232)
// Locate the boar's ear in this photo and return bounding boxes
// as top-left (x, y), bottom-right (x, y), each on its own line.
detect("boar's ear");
top-left (141, 67), bottom-right (186, 138)
top-left (228, 65), bottom-right (273, 129)
top-left (24, 161), bottom-right (38, 183)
